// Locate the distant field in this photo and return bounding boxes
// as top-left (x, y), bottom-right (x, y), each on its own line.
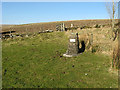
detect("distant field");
top-left (2, 19), bottom-right (118, 34)
top-left (2, 32), bottom-right (118, 88)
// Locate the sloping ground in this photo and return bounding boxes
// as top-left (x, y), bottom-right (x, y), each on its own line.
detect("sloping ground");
top-left (2, 19), bottom-right (117, 34)
top-left (2, 32), bottom-right (118, 88)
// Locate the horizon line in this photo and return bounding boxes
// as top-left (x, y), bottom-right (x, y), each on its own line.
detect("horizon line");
top-left (2, 18), bottom-right (116, 25)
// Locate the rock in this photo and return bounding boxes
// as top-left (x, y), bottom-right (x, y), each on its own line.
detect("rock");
top-left (45, 30), bottom-right (53, 33)
top-left (85, 73), bottom-right (88, 76)
top-left (25, 35), bottom-right (29, 37)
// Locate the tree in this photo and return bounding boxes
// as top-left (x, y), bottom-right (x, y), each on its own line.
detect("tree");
top-left (105, 0), bottom-right (119, 69)
top-left (105, 0), bottom-right (118, 41)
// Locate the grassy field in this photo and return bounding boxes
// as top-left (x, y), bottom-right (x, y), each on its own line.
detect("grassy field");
top-left (2, 31), bottom-right (118, 88)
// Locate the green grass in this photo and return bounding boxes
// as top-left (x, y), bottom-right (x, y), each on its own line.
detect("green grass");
top-left (2, 32), bottom-right (118, 88)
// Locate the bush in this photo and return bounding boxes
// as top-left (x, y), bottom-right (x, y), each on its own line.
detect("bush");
top-left (92, 45), bottom-right (99, 53)
top-left (80, 26), bottom-right (92, 29)
top-left (95, 24), bottom-right (101, 28)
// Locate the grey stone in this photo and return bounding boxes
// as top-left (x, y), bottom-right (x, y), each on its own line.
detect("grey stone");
top-left (63, 33), bottom-right (79, 57)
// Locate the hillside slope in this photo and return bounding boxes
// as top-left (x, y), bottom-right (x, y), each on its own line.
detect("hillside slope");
top-left (2, 19), bottom-right (117, 34)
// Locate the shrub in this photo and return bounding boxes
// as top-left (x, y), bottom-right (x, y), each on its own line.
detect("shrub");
top-left (80, 26), bottom-right (92, 29)
top-left (92, 45), bottom-right (99, 53)
top-left (95, 24), bottom-right (101, 28)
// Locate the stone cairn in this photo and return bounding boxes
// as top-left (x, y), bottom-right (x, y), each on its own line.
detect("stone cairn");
top-left (63, 33), bottom-right (79, 57)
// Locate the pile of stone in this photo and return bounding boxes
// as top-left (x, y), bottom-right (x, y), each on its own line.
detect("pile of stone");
top-left (45, 30), bottom-right (53, 33)
top-left (38, 30), bottom-right (53, 34)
